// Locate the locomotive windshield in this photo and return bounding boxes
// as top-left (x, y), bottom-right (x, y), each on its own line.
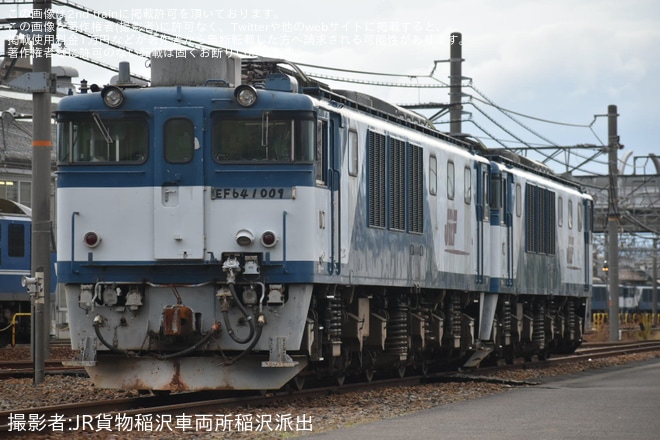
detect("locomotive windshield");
top-left (212, 111), bottom-right (315, 162)
top-left (57, 113), bottom-right (148, 164)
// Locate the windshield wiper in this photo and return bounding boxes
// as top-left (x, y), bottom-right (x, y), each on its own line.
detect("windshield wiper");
top-left (92, 112), bottom-right (114, 144)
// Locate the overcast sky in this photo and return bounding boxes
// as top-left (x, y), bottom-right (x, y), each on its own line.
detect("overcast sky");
top-left (2, 0), bottom-right (659, 176)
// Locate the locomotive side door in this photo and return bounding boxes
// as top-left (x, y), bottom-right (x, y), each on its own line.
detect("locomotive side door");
top-left (153, 107), bottom-right (205, 260)
top-left (583, 198), bottom-right (593, 290)
top-left (318, 110), bottom-right (342, 275)
top-left (475, 163), bottom-right (489, 285)
top-left (504, 172), bottom-right (514, 286)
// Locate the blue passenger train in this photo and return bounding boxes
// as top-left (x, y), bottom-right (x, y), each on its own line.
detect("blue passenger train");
top-left (591, 283), bottom-right (660, 314)
top-left (0, 199), bottom-right (32, 346)
top-left (57, 53), bottom-right (592, 391)
top-left (0, 198), bottom-right (59, 346)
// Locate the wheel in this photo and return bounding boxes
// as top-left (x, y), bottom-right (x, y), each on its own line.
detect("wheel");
top-left (361, 350), bottom-right (376, 382)
top-left (396, 364), bottom-right (406, 378)
top-left (335, 375), bottom-right (346, 386)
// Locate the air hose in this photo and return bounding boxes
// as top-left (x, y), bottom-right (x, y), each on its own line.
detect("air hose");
top-left (221, 281), bottom-right (256, 344)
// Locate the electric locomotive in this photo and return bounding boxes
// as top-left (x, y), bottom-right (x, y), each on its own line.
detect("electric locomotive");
top-left (58, 52), bottom-right (592, 391)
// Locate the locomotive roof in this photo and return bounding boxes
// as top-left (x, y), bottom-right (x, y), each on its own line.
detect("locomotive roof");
top-left (241, 58), bottom-right (477, 151)
top-left (56, 84), bottom-right (317, 113)
top-left (487, 148), bottom-right (588, 194)
top-left (58, 54), bottom-right (482, 154)
top-left (56, 55), bottom-right (585, 189)
top-left (0, 197), bottom-right (31, 216)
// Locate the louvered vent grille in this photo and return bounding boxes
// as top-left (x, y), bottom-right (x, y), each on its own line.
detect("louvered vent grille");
top-left (408, 144), bottom-right (423, 233)
top-left (389, 138), bottom-right (406, 231)
top-left (368, 131), bottom-right (386, 228)
top-left (525, 183), bottom-right (556, 255)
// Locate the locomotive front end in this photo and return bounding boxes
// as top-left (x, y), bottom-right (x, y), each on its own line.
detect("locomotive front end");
top-left (57, 53), bottom-right (324, 391)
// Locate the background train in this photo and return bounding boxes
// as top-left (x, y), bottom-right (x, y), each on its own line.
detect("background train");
top-left (0, 198), bottom-right (32, 346)
top-left (57, 52), bottom-right (592, 391)
top-left (0, 198), bottom-right (58, 347)
top-left (591, 283), bottom-right (660, 314)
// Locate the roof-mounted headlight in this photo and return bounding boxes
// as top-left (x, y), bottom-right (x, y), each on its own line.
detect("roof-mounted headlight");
top-left (234, 85), bottom-right (258, 107)
top-left (101, 86), bottom-right (125, 108)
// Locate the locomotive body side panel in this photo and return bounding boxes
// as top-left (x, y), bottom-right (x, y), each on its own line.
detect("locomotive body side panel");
top-left (326, 102), bottom-right (490, 290)
top-left (500, 165), bottom-right (592, 298)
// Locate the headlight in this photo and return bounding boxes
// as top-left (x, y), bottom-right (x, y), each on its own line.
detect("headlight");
top-left (101, 86), bottom-right (125, 108)
top-left (234, 85), bottom-right (258, 107)
top-left (235, 229), bottom-right (254, 247)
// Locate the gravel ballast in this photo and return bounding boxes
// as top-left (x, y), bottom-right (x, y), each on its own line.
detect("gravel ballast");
top-left (2, 341), bottom-right (659, 439)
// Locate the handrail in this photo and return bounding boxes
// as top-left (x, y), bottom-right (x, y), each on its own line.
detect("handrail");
top-left (10, 313), bottom-right (31, 347)
top-left (71, 211), bottom-right (80, 273)
top-left (282, 210), bottom-right (288, 273)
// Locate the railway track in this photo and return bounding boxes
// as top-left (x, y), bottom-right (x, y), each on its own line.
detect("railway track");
top-left (2, 340), bottom-right (659, 434)
top-left (0, 361), bottom-right (85, 379)
top-left (0, 340), bottom-right (81, 379)
top-left (572, 340), bottom-right (660, 360)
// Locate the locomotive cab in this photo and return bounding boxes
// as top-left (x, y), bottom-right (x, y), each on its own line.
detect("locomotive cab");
top-left (56, 54), bottom-right (328, 390)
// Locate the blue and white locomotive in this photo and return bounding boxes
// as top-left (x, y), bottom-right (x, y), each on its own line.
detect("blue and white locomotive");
top-left (57, 53), bottom-right (592, 391)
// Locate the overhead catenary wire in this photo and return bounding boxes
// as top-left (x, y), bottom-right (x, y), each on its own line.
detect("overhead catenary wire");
top-left (465, 119), bottom-right (508, 149)
top-left (4, 1), bottom-right (657, 257)
top-left (51, 0), bottom-right (258, 57)
top-left (297, 60), bottom-right (609, 173)
top-left (297, 61), bottom-right (431, 79)
top-left (300, 72), bottom-right (448, 88)
top-left (1, 0), bottom-right (615, 175)
top-left (467, 82), bottom-right (560, 148)
top-left (468, 93), bottom-right (598, 128)
top-left (304, 69), bottom-right (606, 171)
top-left (464, 83), bottom-right (614, 173)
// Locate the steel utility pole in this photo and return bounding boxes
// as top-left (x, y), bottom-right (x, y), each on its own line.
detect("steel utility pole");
top-left (607, 105), bottom-right (620, 342)
top-left (31, 0), bottom-right (53, 383)
top-left (449, 32), bottom-right (462, 136)
top-left (653, 237), bottom-right (658, 328)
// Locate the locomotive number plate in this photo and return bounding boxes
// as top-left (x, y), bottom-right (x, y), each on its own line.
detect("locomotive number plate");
top-left (211, 187), bottom-right (294, 200)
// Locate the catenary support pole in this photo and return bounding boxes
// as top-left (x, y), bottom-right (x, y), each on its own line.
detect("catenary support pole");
top-left (31, 0), bottom-right (53, 384)
top-left (653, 237), bottom-right (658, 328)
top-left (449, 32), bottom-right (462, 136)
top-left (607, 105), bottom-right (620, 342)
